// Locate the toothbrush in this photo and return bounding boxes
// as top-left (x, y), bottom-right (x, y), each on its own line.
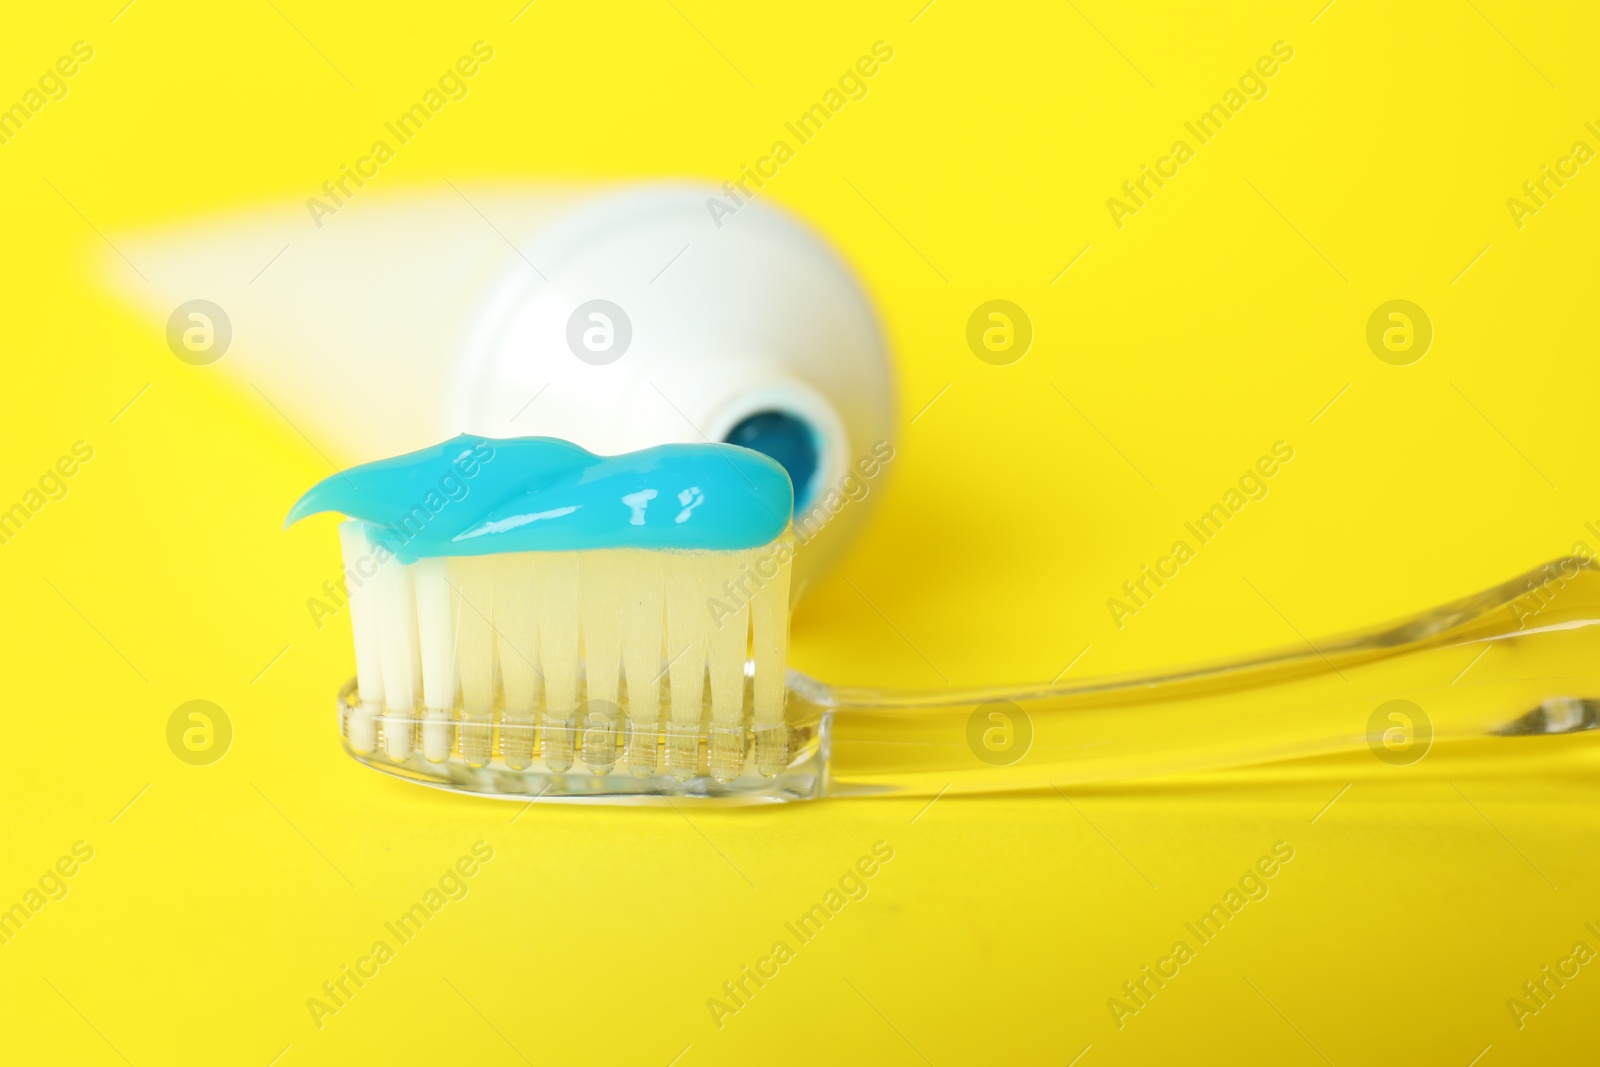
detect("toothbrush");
top-left (292, 437), bottom-right (1600, 803)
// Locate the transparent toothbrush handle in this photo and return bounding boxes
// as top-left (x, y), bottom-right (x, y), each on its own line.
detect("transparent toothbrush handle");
top-left (794, 556), bottom-right (1600, 798)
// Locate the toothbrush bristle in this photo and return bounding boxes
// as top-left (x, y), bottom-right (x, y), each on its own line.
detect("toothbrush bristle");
top-left (338, 522), bottom-right (793, 788)
top-left (338, 523), bottom-right (385, 755)
top-left (488, 555), bottom-right (536, 769)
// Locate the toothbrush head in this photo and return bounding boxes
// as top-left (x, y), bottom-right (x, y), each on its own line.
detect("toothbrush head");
top-left (293, 436), bottom-right (822, 802)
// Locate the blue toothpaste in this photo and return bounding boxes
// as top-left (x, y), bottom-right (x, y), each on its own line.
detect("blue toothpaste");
top-left (286, 435), bottom-right (793, 562)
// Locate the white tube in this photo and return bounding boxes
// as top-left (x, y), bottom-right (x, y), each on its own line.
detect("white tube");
top-left (112, 184), bottom-right (896, 590)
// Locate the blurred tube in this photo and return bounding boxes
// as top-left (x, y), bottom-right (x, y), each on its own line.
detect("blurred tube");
top-left (113, 183), bottom-right (897, 588)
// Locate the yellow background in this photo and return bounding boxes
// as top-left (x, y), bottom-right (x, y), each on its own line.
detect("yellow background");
top-left (2, 0), bottom-right (1598, 1063)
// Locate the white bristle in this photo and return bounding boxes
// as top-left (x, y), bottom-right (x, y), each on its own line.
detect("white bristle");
top-left (749, 543), bottom-right (792, 776)
top-left (706, 551), bottom-right (753, 782)
top-left (664, 557), bottom-right (710, 780)
top-left (342, 533), bottom-right (794, 786)
top-left (373, 543), bottom-right (420, 759)
top-left (491, 554), bottom-right (540, 770)
top-left (619, 551), bottom-right (666, 776)
top-left (338, 522), bottom-right (384, 754)
top-left (448, 556), bottom-right (498, 768)
top-left (412, 557), bottom-right (456, 763)
top-left (578, 554), bottom-right (624, 772)
top-left (534, 553), bottom-right (582, 772)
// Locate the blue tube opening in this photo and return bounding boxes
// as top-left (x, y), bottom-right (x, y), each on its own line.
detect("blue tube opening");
top-left (723, 410), bottom-right (819, 513)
